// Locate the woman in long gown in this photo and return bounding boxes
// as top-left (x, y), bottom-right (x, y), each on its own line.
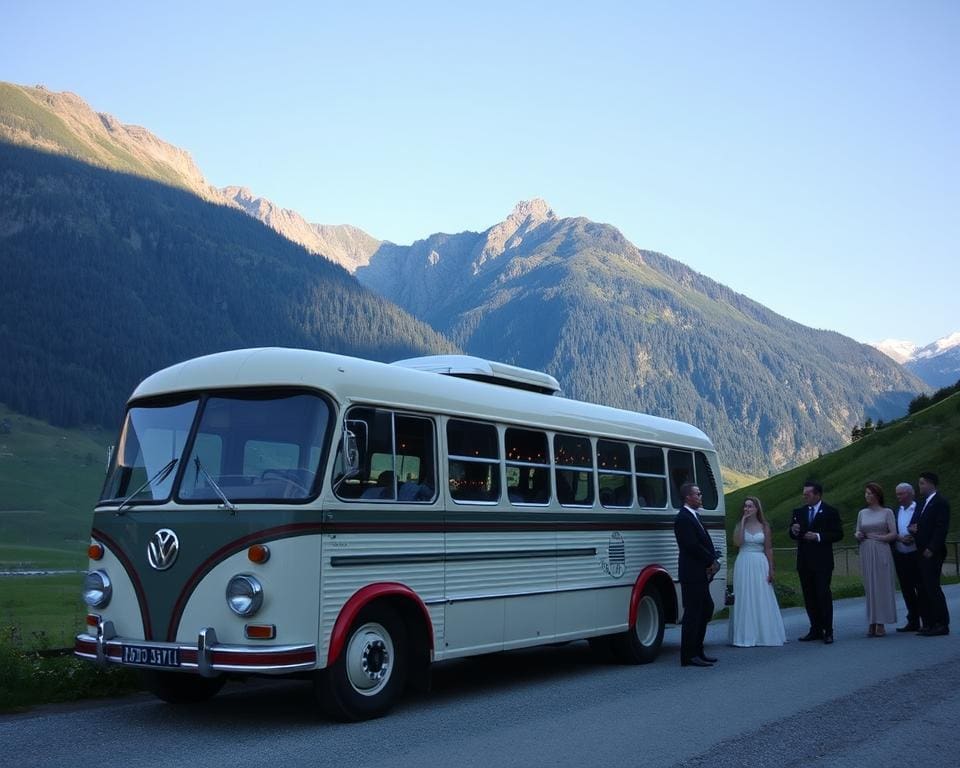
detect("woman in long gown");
top-left (854, 482), bottom-right (898, 636)
top-left (730, 496), bottom-right (786, 647)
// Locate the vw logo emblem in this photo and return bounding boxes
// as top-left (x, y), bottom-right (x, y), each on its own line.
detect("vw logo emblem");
top-left (147, 528), bottom-right (180, 571)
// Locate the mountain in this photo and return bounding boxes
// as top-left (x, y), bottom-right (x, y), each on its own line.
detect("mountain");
top-left (222, 185), bottom-right (380, 272)
top-left (0, 140), bottom-right (456, 430)
top-left (870, 339), bottom-right (918, 365)
top-left (0, 82), bottom-right (224, 203)
top-left (0, 82), bottom-right (384, 275)
top-left (872, 332), bottom-right (960, 388)
top-left (0, 82), bottom-right (927, 476)
top-left (355, 200), bottom-right (924, 475)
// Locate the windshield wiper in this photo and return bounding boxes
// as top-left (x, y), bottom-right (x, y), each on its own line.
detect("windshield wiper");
top-left (193, 457), bottom-right (238, 513)
top-left (116, 458), bottom-right (179, 514)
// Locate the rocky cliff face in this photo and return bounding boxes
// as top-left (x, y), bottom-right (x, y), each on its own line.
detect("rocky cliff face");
top-left (221, 186), bottom-right (381, 271)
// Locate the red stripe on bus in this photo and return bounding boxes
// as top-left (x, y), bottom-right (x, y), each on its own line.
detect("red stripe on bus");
top-left (328, 583), bottom-right (435, 665)
top-left (74, 637), bottom-right (97, 656)
top-left (210, 648), bottom-right (317, 667)
top-left (92, 527), bottom-right (155, 641)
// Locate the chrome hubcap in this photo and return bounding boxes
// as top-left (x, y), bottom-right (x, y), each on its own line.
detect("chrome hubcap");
top-left (635, 595), bottom-right (659, 646)
top-left (345, 622), bottom-right (394, 696)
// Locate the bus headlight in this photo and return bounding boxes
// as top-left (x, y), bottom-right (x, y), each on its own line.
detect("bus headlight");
top-left (83, 570), bottom-right (112, 608)
top-left (226, 575), bottom-right (263, 617)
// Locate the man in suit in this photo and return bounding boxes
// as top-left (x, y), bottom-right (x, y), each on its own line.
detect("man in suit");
top-left (789, 480), bottom-right (843, 643)
top-left (674, 482), bottom-right (721, 667)
top-left (890, 483), bottom-right (921, 632)
top-left (891, 482), bottom-right (922, 632)
top-left (909, 471), bottom-right (951, 636)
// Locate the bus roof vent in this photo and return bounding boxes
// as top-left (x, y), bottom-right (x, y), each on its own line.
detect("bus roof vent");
top-left (392, 355), bottom-right (562, 396)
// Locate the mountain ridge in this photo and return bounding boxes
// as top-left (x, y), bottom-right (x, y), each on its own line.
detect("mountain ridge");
top-left (355, 200), bottom-right (924, 474)
top-left (872, 332), bottom-right (960, 388)
top-left (0, 81), bottom-right (927, 475)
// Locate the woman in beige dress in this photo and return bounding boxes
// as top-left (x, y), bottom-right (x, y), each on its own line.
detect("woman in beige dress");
top-left (854, 482), bottom-right (898, 636)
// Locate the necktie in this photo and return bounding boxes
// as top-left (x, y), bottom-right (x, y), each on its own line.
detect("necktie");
top-left (808, 506), bottom-right (815, 526)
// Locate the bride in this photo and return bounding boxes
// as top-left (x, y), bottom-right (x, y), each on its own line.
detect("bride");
top-left (729, 496), bottom-right (786, 647)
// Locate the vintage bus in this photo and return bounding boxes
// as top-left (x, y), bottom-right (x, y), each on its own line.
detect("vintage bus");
top-left (75, 348), bottom-right (726, 720)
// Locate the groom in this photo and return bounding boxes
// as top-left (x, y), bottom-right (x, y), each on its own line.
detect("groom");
top-left (789, 481), bottom-right (843, 643)
top-left (674, 482), bottom-right (721, 667)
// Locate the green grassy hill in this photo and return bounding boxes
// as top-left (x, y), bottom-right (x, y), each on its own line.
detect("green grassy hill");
top-left (725, 392), bottom-right (960, 548)
top-left (0, 404), bottom-right (111, 569)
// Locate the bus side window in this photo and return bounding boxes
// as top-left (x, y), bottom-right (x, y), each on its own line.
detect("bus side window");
top-left (447, 419), bottom-right (500, 503)
top-left (395, 414), bottom-right (436, 502)
top-left (334, 409), bottom-right (436, 503)
top-left (554, 433), bottom-right (594, 507)
top-left (505, 428), bottom-right (550, 505)
top-left (597, 439), bottom-right (632, 508)
top-left (667, 449), bottom-right (695, 508)
top-left (695, 451), bottom-right (719, 510)
top-left (634, 444), bottom-right (667, 508)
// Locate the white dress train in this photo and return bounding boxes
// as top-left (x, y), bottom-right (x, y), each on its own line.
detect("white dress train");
top-left (729, 529), bottom-right (786, 647)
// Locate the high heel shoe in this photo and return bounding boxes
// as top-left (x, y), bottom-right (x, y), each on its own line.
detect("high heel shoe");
top-left (876, 625), bottom-right (886, 637)
top-left (867, 624), bottom-right (877, 637)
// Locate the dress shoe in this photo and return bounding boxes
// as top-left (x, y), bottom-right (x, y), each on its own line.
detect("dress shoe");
top-left (823, 633), bottom-right (834, 644)
top-left (920, 625), bottom-right (949, 636)
top-left (896, 623), bottom-right (920, 633)
top-left (699, 654), bottom-right (718, 663)
top-left (798, 630), bottom-right (822, 642)
top-left (681, 657), bottom-right (713, 667)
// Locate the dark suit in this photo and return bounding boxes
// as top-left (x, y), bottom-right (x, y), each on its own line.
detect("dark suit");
top-left (912, 492), bottom-right (951, 629)
top-left (674, 506), bottom-right (719, 663)
top-left (891, 504), bottom-right (921, 628)
top-left (789, 501), bottom-right (843, 636)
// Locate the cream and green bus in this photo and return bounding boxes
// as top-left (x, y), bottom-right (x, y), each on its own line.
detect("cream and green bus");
top-left (75, 348), bottom-right (725, 720)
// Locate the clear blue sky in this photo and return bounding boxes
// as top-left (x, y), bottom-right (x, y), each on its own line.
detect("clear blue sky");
top-left (3, 1), bottom-right (957, 344)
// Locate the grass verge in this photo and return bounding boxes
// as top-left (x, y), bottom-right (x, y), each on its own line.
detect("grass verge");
top-left (0, 638), bottom-right (142, 713)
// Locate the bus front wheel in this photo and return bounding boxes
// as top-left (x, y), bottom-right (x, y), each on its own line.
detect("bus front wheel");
top-left (317, 605), bottom-right (408, 721)
top-left (613, 584), bottom-right (665, 664)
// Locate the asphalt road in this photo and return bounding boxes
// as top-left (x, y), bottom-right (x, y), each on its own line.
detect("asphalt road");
top-left (4, 585), bottom-right (959, 768)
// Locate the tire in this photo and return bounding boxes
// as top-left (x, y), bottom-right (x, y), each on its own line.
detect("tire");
top-left (612, 584), bottom-right (665, 665)
top-left (140, 670), bottom-right (225, 704)
top-left (316, 604), bottom-right (408, 721)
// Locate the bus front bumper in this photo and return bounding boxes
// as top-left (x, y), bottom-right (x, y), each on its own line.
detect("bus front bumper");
top-left (74, 622), bottom-right (317, 676)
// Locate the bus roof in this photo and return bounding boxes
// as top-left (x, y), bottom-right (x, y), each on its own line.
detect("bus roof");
top-left (130, 348), bottom-right (715, 451)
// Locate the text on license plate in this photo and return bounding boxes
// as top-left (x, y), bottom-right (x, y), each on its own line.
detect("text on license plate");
top-left (122, 645), bottom-right (180, 667)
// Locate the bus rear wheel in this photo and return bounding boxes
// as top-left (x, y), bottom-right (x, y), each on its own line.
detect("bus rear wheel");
top-left (141, 670), bottom-right (225, 704)
top-left (317, 605), bottom-right (408, 721)
top-left (613, 585), bottom-right (665, 664)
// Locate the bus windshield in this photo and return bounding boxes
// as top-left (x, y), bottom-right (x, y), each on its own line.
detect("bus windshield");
top-left (177, 392), bottom-right (330, 503)
top-left (101, 399), bottom-right (199, 504)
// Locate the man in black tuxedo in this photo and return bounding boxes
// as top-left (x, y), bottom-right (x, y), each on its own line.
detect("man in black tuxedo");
top-left (909, 471), bottom-right (951, 636)
top-left (789, 481), bottom-right (843, 643)
top-left (674, 482), bottom-right (721, 667)
top-left (891, 482), bottom-right (922, 632)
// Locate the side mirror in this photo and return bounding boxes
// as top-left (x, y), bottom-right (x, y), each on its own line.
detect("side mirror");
top-left (341, 420), bottom-right (365, 479)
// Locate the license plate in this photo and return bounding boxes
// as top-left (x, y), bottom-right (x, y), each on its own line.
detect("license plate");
top-left (122, 644), bottom-right (180, 667)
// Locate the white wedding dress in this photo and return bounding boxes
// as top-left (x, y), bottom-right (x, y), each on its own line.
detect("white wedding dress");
top-left (730, 528), bottom-right (786, 647)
